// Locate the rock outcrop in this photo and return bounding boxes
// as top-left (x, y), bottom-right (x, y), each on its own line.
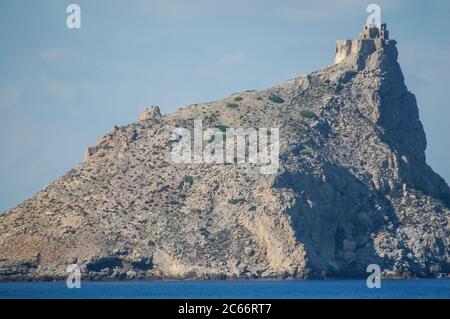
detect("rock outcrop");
top-left (335, 23), bottom-right (391, 64)
top-left (139, 106), bottom-right (161, 122)
top-left (0, 24), bottom-right (449, 280)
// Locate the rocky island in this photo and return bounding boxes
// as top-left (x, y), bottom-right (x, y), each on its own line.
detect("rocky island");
top-left (0, 24), bottom-right (449, 281)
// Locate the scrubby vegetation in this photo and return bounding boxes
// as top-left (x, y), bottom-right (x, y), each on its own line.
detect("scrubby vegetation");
top-left (228, 198), bottom-right (246, 205)
top-left (183, 175), bottom-right (194, 185)
top-left (212, 125), bottom-right (229, 132)
top-left (227, 103), bottom-right (239, 109)
top-left (268, 95), bottom-right (285, 104)
top-left (300, 110), bottom-right (318, 119)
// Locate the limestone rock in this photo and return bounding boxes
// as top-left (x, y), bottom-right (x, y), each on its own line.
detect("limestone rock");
top-left (126, 270), bottom-right (137, 280)
top-left (139, 106), bottom-right (161, 121)
top-left (244, 247), bottom-right (255, 257)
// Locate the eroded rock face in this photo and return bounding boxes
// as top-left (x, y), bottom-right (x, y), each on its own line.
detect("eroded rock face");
top-left (0, 28), bottom-right (449, 280)
top-left (139, 106), bottom-right (161, 121)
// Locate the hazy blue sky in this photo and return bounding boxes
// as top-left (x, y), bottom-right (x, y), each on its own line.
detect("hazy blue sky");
top-left (0, 0), bottom-right (449, 212)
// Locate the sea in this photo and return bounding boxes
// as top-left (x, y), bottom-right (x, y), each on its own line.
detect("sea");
top-left (0, 279), bottom-right (449, 299)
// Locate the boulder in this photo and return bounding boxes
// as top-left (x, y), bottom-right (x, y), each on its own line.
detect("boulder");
top-left (139, 106), bottom-right (161, 121)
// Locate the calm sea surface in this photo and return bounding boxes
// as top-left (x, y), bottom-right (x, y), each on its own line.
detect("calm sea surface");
top-left (0, 279), bottom-right (449, 299)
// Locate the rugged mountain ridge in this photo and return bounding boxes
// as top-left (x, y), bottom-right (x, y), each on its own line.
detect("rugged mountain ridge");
top-left (1, 25), bottom-right (449, 280)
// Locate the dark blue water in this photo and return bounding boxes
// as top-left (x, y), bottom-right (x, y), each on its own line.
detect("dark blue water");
top-left (0, 279), bottom-right (449, 299)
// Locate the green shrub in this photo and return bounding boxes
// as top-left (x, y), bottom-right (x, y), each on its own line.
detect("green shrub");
top-left (268, 95), bottom-right (285, 104)
top-left (212, 125), bottom-right (229, 132)
top-left (228, 198), bottom-right (246, 205)
top-left (209, 133), bottom-right (226, 143)
top-left (248, 206), bottom-right (257, 212)
top-left (227, 103), bottom-right (239, 109)
top-left (183, 175), bottom-right (194, 185)
top-left (299, 110), bottom-right (318, 119)
top-left (256, 96), bottom-right (263, 100)
top-left (234, 96), bottom-right (243, 101)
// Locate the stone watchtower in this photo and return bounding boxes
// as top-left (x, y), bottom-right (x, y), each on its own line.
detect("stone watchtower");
top-left (359, 23), bottom-right (389, 40)
top-left (334, 23), bottom-right (394, 64)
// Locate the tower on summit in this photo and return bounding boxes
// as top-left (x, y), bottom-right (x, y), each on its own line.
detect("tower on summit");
top-left (334, 23), bottom-right (394, 64)
top-left (359, 23), bottom-right (389, 40)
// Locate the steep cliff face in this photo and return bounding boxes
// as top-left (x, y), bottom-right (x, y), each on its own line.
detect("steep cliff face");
top-left (0, 28), bottom-right (449, 280)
